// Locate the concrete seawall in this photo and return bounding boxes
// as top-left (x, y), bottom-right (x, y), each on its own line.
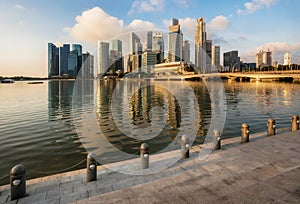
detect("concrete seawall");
top-left (1, 129), bottom-right (299, 203)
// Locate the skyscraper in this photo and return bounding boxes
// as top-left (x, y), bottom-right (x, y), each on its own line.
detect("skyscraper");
top-left (68, 53), bottom-right (78, 78)
top-left (182, 40), bottom-right (190, 63)
top-left (152, 32), bottom-right (164, 63)
top-left (97, 41), bottom-right (109, 75)
top-left (224, 50), bottom-right (240, 71)
top-left (205, 40), bottom-right (212, 71)
top-left (142, 51), bottom-right (157, 73)
top-left (71, 44), bottom-right (82, 76)
top-left (112, 40), bottom-right (122, 54)
top-left (71, 44), bottom-right (82, 56)
top-left (146, 31), bottom-right (153, 50)
top-left (212, 45), bottom-right (221, 69)
top-left (48, 43), bottom-right (59, 78)
top-left (129, 32), bottom-right (143, 72)
top-left (130, 32), bottom-right (141, 55)
top-left (110, 39), bottom-right (123, 73)
top-left (168, 18), bottom-right (183, 62)
top-left (59, 44), bottom-right (70, 76)
top-left (82, 52), bottom-right (94, 78)
top-left (195, 18), bottom-right (207, 73)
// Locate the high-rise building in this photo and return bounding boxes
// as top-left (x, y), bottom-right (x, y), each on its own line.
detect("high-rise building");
top-left (147, 31), bottom-right (153, 50)
top-left (130, 32), bottom-right (141, 55)
top-left (256, 50), bottom-right (272, 68)
top-left (48, 42), bottom-right (89, 78)
top-left (223, 50), bottom-right (240, 71)
top-left (283, 52), bottom-right (291, 66)
top-left (212, 45), bottom-right (220, 68)
top-left (59, 44), bottom-right (70, 76)
top-left (205, 40), bottom-right (212, 71)
top-left (48, 43), bottom-right (59, 78)
top-left (112, 40), bottom-right (122, 53)
top-left (182, 40), bottom-right (190, 63)
top-left (129, 32), bottom-right (143, 72)
top-left (142, 51), bottom-right (157, 73)
top-left (71, 44), bottom-right (82, 76)
top-left (168, 18), bottom-right (183, 62)
top-left (82, 52), bottom-right (94, 78)
top-left (195, 18), bottom-right (207, 73)
top-left (68, 53), bottom-right (78, 78)
top-left (110, 39), bottom-right (123, 73)
top-left (97, 41), bottom-right (109, 75)
top-left (152, 32), bottom-right (164, 63)
top-left (71, 44), bottom-right (82, 56)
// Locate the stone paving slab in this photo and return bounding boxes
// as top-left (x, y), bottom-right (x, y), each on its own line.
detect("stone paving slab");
top-left (0, 130), bottom-right (299, 203)
top-left (75, 131), bottom-right (300, 204)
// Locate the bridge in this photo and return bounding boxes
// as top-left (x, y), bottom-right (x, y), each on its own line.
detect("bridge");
top-left (153, 70), bottom-right (300, 82)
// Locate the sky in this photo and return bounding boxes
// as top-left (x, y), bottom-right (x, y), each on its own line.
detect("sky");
top-left (0, 0), bottom-right (300, 77)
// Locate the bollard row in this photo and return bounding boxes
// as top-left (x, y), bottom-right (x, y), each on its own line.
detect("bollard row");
top-left (7, 115), bottom-right (299, 201)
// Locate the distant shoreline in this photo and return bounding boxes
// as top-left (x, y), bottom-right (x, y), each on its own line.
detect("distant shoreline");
top-left (0, 76), bottom-right (48, 81)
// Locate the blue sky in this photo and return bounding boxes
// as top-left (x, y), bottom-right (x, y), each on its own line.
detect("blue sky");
top-left (0, 0), bottom-right (299, 77)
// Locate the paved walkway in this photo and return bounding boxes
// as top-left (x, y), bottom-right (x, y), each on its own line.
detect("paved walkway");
top-left (1, 130), bottom-right (300, 204)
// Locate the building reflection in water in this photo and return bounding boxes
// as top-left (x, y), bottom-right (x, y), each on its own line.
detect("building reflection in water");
top-left (95, 80), bottom-right (210, 162)
top-left (48, 80), bottom-right (74, 121)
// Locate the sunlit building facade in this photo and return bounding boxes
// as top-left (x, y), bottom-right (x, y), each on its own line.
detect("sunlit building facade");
top-left (168, 18), bottom-right (183, 62)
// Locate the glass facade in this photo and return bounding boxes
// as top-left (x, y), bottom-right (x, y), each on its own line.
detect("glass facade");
top-left (59, 44), bottom-right (70, 76)
top-left (48, 43), bottom-right (59, 78)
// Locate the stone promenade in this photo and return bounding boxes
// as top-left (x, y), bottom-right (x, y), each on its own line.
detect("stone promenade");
top-left (1, 130), bottom-right (300, 204)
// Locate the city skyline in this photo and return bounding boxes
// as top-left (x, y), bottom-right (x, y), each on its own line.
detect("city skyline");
top-left (1, 0), bottom-right (300, 76)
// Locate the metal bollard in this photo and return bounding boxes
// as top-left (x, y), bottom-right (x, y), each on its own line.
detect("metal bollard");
top-left (140, 143), bottom-right (149, 169)
top-left (181, 135), bottom-right (190, 159)
top-left (10, 164), bottom-right (27, 200)
top-left (87, 153), bottom-right (97, 182)
top-left (267, 119), bottom-right (276, 136)
top-left (213, 129), bottom-right (221, 150)
top-left (291, 115), bottom-right (299, 131)
top-left (241, 123), bottom-right (250, 143)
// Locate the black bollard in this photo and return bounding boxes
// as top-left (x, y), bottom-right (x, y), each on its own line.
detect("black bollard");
top-left (87, 153), bottom-right (97, 182)
top-left (291, 115), bottom-right (299, 131)
top-left (10, 165), bottom-right (27, 201)
top-left (140, 143), bottom-right (149, 169)
top-left (241, 123), bottom-right (250, 143)
top-left (213, 129), bottom-right (221, 150)
top-left (181, 135), bottom-right (190, 159)
top-left (267, 119), bottom-right (276, 136)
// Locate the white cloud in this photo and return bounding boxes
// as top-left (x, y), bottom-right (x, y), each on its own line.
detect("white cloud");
top-left (242, 41), bottom-right (300, 63)
top-left (14, 4), bottom-right (26, 10)
top-left (207, 16), bottom-right (230, 31)
top-left (172, 0), bottom-right (189, 8)
top-left (256, 42), bottom-right (300, 53)
top-left (129, 0), bottom-right (164, 15)
top-left (237, 0), bottom-right (276, 15)
top-left (126, 19), bottom-right (157, 31)
top-left (65, 7), bottom-right (157, 44)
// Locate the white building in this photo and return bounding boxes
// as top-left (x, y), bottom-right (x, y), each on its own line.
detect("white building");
top-left (97, 41), bottom-right (109, 75)
top-left (283, 52), bottom-right (291, 66)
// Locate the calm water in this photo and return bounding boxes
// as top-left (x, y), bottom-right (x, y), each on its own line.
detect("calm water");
top-left (1, 80), bottom-right (300, 184)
